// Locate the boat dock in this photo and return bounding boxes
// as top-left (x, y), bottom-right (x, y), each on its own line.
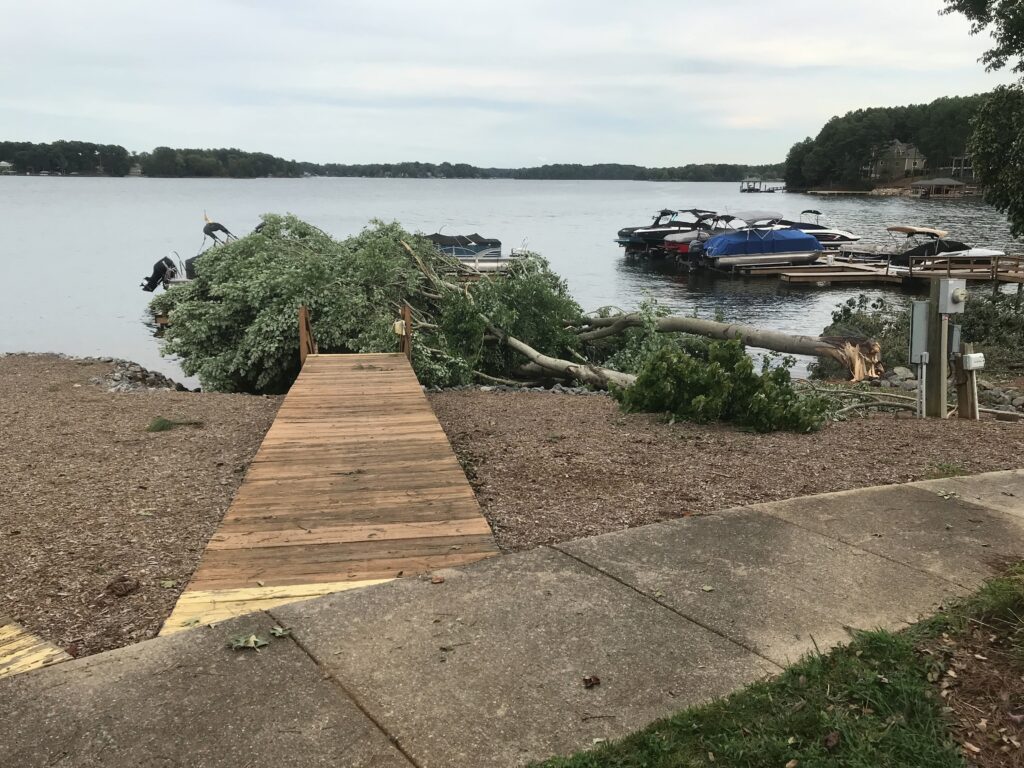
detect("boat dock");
top-left (738, 253), bottom-right (1024, 288)
top-left (161, 352), bottom-right (499, 633)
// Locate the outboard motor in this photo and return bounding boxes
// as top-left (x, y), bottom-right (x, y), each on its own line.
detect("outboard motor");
top-left (141, 256), bottom-right (178, 292)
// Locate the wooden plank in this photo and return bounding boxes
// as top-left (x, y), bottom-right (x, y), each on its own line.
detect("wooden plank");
top-left (188, 551), bottom-right (495, 591)
top-left (208, 518), bottom-right (493, 550)
top-left (163, 353), bottom-right (499, 634)
top-left (159, 579), bottom-right (395, 636)
top-left (0, 616), bottom-right (71, 679)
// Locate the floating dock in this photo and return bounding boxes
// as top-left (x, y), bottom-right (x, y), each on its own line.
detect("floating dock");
top-left (738, 254), bottom-right (1024, 288)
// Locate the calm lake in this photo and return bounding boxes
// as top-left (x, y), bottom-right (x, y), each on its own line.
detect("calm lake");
top-left (0, 177), bottom-right (1016, 383)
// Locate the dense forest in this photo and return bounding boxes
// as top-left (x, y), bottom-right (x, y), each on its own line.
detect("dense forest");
top-left (0, 140), bottom-right (781, 182)
top-left (784, 94), bottom-right (988, 190)
top-left (0, 141), bottom-right (132, 176)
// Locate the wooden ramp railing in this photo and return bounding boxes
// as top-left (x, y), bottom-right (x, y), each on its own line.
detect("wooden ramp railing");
top-left (161, 353), bottom-right (498, 634)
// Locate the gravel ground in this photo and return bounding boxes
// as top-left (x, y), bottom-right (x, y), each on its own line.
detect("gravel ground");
top-left (429, 390), bottom-right (1024, 552)
top-left (0, 355), bottom-right (279, 657)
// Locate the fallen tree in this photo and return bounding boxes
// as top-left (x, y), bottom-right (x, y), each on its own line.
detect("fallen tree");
top-left (147, 214), bottom-right (873, 430)
top-left (572, 313), bottom-right (883, 382)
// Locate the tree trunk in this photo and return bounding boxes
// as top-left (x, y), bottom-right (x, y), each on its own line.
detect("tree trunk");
top-left (575, 313), bottom-right (882, 381)
top-left (488, 324), bottom-right (636, 389)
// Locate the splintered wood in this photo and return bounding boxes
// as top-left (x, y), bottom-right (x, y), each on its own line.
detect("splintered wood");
top-left (161, 353), bottom-right (497, 634)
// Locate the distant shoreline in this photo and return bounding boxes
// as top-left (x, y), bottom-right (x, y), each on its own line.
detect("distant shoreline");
top-left (2, 175), bottom-right (775, 183)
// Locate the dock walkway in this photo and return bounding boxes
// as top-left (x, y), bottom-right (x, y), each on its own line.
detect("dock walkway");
top-left (161, 353), bottom-right (498, 633)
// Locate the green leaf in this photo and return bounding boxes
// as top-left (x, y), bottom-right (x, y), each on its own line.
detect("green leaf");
top-left (230, 633), bottom-right (269, 651)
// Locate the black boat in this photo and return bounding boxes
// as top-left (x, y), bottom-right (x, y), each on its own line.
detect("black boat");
top-left (616, 208), bottom-right (718, 257)
top-left (140, 216), bottom-right (237, 292)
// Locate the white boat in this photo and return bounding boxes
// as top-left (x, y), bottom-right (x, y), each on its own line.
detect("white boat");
top-left (426, 233), bottom-right (525, 273)
top-left (839, 226), bottom-right (1005, 267)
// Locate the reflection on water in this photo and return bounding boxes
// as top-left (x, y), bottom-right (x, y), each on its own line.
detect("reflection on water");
top-left (0, 178), bottom-right (1017, 382)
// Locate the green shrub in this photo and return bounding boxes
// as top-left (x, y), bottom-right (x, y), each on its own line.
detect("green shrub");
top-left (614, 339), bottom-right (829, 433)
top-left (810, 294), bottom-right (911, 379)
top-left (810, 291), bottom-right (1024, 379)
top-left (962, 291), bottom-right (1024, 370)
top-left (592, 301), bottom-right (715, 375)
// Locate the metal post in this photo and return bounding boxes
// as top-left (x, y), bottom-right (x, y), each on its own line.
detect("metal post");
top-left (925, 280), bottom-right (948, 418)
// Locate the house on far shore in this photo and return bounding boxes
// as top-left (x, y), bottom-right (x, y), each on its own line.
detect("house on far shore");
top-left (862, 140), bottom-right (927, 182)
top-left (128, 163), bottom-right (143, 177)
top-left (0, 160), bottom-right (14, 175)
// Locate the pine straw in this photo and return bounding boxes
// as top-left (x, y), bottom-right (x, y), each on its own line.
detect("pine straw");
top-left (0, 355), bottom-right (280, 657)
top-left (428, 390), bottom-right (1024, 552)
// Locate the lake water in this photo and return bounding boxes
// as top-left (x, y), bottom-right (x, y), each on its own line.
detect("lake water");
top-left (0, 177), bottom-right (1016, 383)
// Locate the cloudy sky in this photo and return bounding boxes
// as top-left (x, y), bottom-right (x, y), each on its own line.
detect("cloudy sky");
top-left (0, 0), bottom-right (1012, 167)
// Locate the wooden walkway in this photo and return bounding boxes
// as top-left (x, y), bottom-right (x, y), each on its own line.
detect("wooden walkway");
top-left (162, 353), bottom-right (498, 634)
top-left (0, 616), bottom-right (71, 679)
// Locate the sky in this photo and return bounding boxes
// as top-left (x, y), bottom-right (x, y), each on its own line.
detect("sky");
top-left (0, 0), bottom-right (1014, 167)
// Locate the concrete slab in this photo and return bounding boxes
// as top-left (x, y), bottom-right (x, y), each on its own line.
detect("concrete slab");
top-left (558, 510), bottom-right (963, 667)
top-left (271, 547), bottom-right (777, 768)
top-left (0, 612), bottom-right (411, 768)
top-left (912, 469), bottom-right (1024, 519)
top-left (755, 484), bottom-right (1024, 587)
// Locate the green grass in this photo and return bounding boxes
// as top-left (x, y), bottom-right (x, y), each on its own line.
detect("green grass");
top-left (145, 416), bottom-right (204, 432)
top-left (926, 462), bottom-right (969, 480)
top-left (536, 567), bottom-right (1024, 768)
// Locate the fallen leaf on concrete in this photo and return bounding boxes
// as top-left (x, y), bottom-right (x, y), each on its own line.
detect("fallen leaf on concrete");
top-left (431, 575), bottom-right (445, 584)
top-left (701, 585), bottom-right (715, 593)
top-left (583, 675), bottom-right (601, 689)
top-left (270, 625), bottom-right (291, 638)
top-left (230, 633), bottom-right (268, 651)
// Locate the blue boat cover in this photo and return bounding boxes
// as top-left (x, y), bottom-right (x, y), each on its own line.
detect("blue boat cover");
top-left (702, 228), bottom-right (821, 257)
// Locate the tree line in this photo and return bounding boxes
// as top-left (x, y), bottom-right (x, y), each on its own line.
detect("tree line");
top-left (0, 141), bottom-right (132, 176)
top-left (783, 93), bottom-right (988, 191)
top-left (0, 141), bottom-right (781, 182)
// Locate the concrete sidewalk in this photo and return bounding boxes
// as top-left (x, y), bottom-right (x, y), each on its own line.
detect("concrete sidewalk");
top-left (3, 470), bottom-right (1024, 767)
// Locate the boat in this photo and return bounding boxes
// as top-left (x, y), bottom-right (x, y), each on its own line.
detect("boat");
top-left (838, 226), bottom-right (1004, 267)
top-left (777, 210), bottom-right (861, 250)
top-left (425, 233), bottom-right (520, 272)
top-left (616, 208), bottom-right (718, 257)
top-left (687, 214), bottom-right (823, 269)
top-left (662, 215), bottom-right (740, 255)
top-left (140, 217), bottom-right (236, 292)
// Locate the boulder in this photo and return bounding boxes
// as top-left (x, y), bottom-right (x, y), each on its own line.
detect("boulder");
top-left (891, 366), bottom-right (915, 381)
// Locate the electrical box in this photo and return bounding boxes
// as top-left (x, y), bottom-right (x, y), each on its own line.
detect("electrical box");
top-left (962, 352), bottom-right (986, 371)
top-left (938, 278), bottom-right (968, 314)
top-left (909, 300), bottom-right (930, 364)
